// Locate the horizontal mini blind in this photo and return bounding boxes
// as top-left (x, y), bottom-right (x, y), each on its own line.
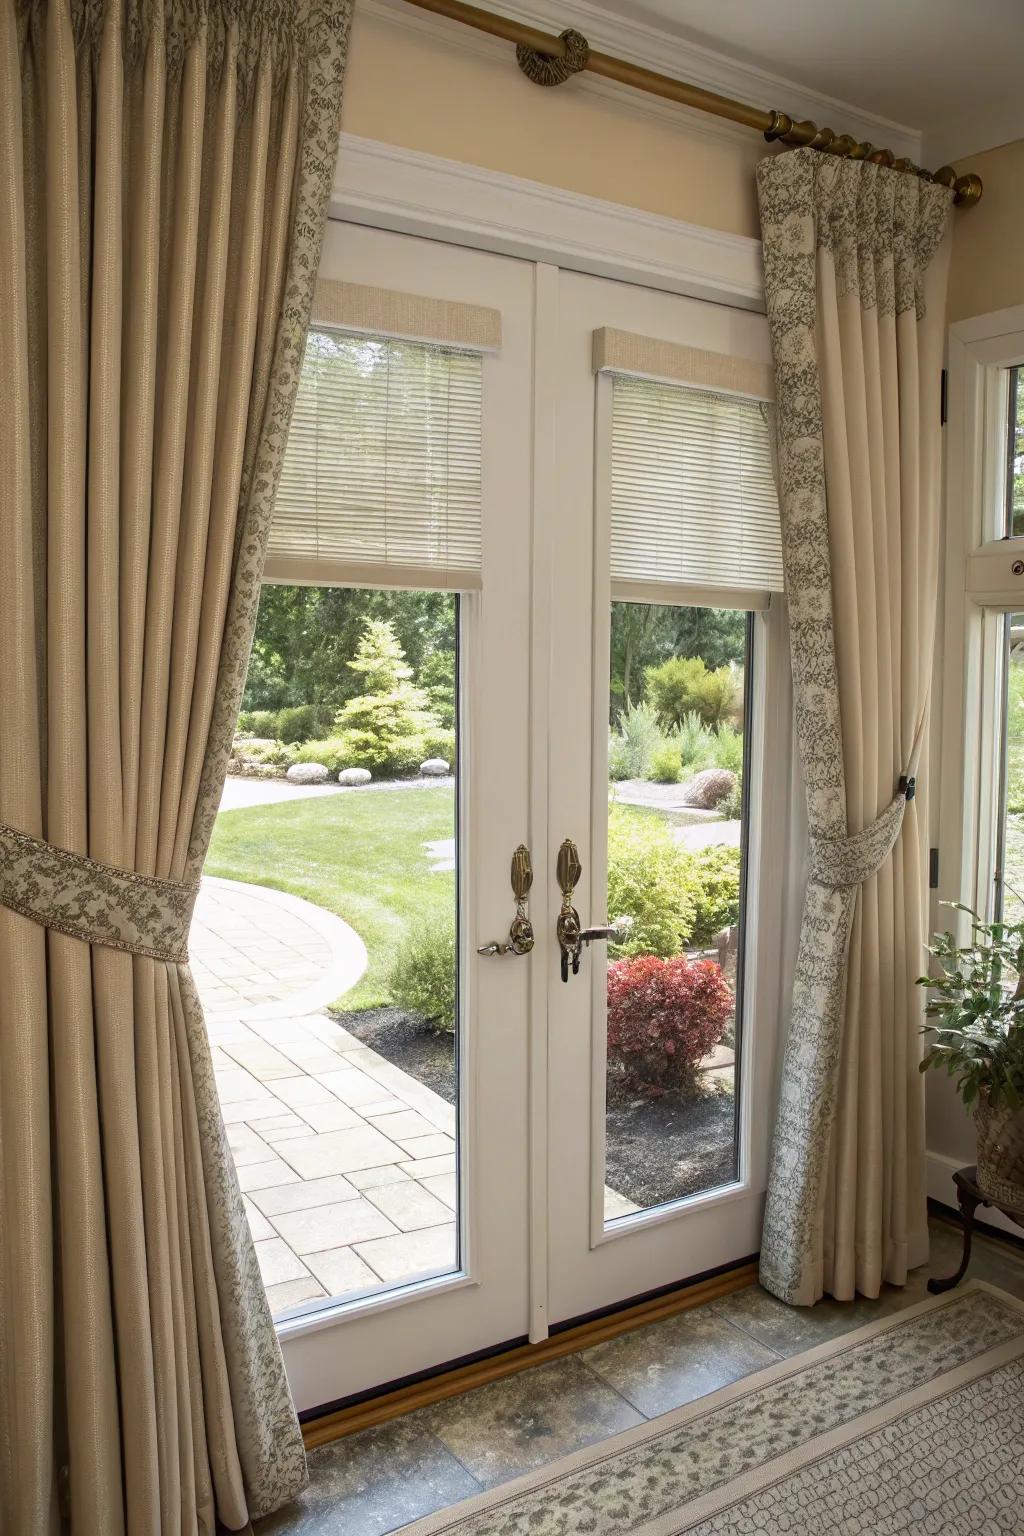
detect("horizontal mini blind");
top-left (267, 329), bottom-right (483, 589)
top-left (610, 374), bottom-right (783, 598)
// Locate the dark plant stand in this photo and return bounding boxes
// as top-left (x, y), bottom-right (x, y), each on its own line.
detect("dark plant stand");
top-left (928, 1165), bottom-right (1024, 1293)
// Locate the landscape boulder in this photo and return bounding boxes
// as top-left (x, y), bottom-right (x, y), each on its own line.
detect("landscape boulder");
top-left (420, 758), bottom-right (450, 777)
top-left (680, 767), bottom-right (737, 811)
top-left (337, 767), bottom-right (372, 786)
top-left (286, 762), bottom-right (329, 785)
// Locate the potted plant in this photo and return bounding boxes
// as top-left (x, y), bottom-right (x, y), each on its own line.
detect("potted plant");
top-left (918, 905), bottom-right (1024, 1212)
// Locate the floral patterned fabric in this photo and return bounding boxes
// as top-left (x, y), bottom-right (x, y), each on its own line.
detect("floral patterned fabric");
top-left (756, 149), bottom-right (953, 1307)
top-left (0, 821), bottom-right (199, 961)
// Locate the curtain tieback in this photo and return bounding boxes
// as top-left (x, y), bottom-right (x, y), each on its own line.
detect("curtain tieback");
top-left (0, 820), bottom-right (198, 962)
top-left (808, 778), bottom-right (915, 890)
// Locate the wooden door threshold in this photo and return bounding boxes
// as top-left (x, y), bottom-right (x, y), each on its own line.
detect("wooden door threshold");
top-left (302, 1259), bottom-right (758, 1449)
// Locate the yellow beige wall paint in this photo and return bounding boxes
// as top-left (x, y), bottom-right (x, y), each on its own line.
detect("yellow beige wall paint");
top-left (948, 139), bottom-right (1024, 323)
top-left (341, 5), bottom-right (768, 239)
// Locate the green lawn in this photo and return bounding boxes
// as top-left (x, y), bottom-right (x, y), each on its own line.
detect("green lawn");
top-left (205, 787), bottom-right (455, 1011)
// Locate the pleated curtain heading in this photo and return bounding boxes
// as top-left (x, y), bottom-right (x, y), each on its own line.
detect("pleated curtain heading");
top-left (1, 2), bottom-right (352, 1532)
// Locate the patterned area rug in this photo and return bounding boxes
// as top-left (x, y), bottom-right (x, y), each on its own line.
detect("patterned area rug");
top-left (403, 1283), bottom-right (1024, 1535)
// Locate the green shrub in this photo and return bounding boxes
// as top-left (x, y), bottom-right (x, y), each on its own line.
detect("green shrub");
top-left (422, 726), bottom-right (456, 767)
top-left (388, 914), bottom-right (457, 1032)
top-left (688, 844), bottom-right (742, 947)
top-left (293, 738), bottom-right (351, 773)
top-left (608, 733), bottom-right (632, 782)
top-left (708, 724), bottom-right (744, 775)
top-left (608, 701), bottom-right (663, 782)
top-left (646, 656), bottom-right (738, 730)
top-left (247, 709), bottom-right (280, 738)
top-left (649, 743), bottom-right (683, 783)
top-left (675, 711), bottom-right (715, 770)
top-left (718, 774), bottom-right (743, 822)
top-left (332, 620), bottom-right (439, 776)
top-left (419, 650), bottom-right (457, 730)
top-left (607, 807), bottom-right (697, 958)
top-left (242, 739), bottom-right (297, 768)
top-left (276, 703), bottom-right (334, 744)
top-left (236, 710), bottom-right (257, 735)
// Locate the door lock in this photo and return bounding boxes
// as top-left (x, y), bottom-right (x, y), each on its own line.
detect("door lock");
top-left (555, 838), bottom-right (631, 981)
top-left (477, 844), bottom-right (535, 956)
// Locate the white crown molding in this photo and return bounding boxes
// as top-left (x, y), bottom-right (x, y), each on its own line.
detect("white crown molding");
top-left (357, 0), bottom-right (923, 165)
top-left (331, 133), bottom-right (766, 311)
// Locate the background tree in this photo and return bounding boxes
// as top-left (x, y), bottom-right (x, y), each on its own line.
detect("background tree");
top-left (332, 619), bottom-right (440, 774)
top-left (243, 585), bottom-right (456, 711)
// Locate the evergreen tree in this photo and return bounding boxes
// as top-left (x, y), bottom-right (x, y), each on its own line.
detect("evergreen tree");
top-left (333, 620), bottom-right (439, 774)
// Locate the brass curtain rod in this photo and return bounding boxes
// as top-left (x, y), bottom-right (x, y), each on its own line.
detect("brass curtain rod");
top-left (400, 0), bottom-right (983, 207)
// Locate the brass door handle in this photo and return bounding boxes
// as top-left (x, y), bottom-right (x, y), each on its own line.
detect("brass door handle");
top-left (478, 844), bottom-right (535, 957)
top-left (556, 839), bottom-right (631, 981)
top-left (556, 838), bottom-right (583, 982)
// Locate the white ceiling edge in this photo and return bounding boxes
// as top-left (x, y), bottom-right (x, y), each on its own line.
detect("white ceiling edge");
top-left (363, 0), bottom-right (924, 165)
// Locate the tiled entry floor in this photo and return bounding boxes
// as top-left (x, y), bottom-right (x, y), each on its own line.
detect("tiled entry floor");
top-left (254, 1219), bottom-right (1024, 1535)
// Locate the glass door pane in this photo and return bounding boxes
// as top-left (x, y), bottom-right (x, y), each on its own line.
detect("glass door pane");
top-left (604, 602), bottom-right (751, 1220)
top-left (994, 611), bottom-right (1024, 924)
top-left (203, 584), bottom-right (460, 1319)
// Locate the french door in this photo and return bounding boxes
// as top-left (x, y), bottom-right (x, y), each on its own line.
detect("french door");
top-left (245, 225), bottom-right (789, 1413)
top-left (545, 271), bottom-right (789, 1322)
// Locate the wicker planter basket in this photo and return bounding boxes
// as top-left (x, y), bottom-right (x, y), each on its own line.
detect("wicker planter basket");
top-left (975, 1096), bottom-right (1024, 1214)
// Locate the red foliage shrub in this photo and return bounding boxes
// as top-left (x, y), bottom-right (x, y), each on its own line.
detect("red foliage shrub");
top-left (606, 953), bottom-right (733, 1098)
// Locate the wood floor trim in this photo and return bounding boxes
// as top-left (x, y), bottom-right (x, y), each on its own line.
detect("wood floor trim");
top-left (301, 1262), bottom-right (758, 1449)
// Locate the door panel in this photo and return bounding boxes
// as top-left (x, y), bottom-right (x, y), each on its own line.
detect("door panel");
top-left (277, 223), bottom-right (536, 1411)
top-left (545, 270), bottom-right (790, 1323)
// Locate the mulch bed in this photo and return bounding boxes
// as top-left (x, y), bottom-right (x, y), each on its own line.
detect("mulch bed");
top-left (333, 1007), bottom-right (736, 1208)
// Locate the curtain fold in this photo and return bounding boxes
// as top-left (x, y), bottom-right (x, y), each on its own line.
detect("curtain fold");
top-left (0, 2), bottom-right (352, 1530)
top-left (756, 148), bottom-right (953, 1307)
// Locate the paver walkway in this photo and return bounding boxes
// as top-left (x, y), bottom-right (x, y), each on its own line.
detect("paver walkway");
top-left (208, 1004), bottom-right (459, 1317)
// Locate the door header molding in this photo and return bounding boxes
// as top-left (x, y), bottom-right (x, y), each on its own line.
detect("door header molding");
top-left (330, 133), bottom-right (766, 312)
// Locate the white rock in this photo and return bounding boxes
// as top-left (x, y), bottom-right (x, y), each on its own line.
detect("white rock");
top-left (420, 758), bottom-right (450, 776)
top-left (337, 767), bottom-right (372, 785)
top-left (286, 762), bottom-right (329, 785)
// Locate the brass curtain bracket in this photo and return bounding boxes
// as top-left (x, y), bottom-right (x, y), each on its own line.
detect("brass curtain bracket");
top-left (401, 0), bottom-right (982, 207)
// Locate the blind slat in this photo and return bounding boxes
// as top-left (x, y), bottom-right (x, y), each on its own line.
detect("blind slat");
top-left (270, 330), bottom-right (483, 585)
top-left (610, 375), bottom-right (783, 595)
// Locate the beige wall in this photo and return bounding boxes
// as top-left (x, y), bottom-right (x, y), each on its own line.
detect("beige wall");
top-left (948, 138), bottom-right (1024, 323)
top-left (341, 5), bottom-right (767, 238)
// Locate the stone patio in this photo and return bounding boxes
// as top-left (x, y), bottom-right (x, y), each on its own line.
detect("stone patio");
top-left (194, 875), bottom-right (459, 1317)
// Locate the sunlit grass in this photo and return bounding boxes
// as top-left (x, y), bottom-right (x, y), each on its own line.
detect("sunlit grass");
top-left (205, 786), bottom-right (455, 1011)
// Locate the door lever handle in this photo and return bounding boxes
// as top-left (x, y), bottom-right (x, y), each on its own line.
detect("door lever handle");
top-left (579, 921), bottom-right (630, 945)
top-left (478, 844), bottom-right (535, 957)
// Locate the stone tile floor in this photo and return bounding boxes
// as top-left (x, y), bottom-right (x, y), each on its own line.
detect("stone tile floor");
top-left (255, 1218), bottom-right (1024, 1535)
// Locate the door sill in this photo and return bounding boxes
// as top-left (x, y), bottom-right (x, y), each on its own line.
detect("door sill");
top-left (301, 1256), bottom-right (758, 1449)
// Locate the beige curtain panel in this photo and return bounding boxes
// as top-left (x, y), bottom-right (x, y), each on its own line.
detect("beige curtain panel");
top-left (756, 149), bottom-right (953, 1307)
top-left (0, 2), bottom-right (351, 1532)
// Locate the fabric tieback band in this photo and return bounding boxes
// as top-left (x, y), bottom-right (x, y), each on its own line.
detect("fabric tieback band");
top-left (808, 777), bottom-right (916, 891)
top-left (0, 821), bottom-right (199, 963)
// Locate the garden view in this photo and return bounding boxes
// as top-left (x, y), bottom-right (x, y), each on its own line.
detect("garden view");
top-left (205, 585), bottom-right (748, 1229)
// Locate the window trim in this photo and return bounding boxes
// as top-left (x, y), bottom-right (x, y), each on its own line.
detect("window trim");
top-left (938, 307), bottom-right (1024, 934)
